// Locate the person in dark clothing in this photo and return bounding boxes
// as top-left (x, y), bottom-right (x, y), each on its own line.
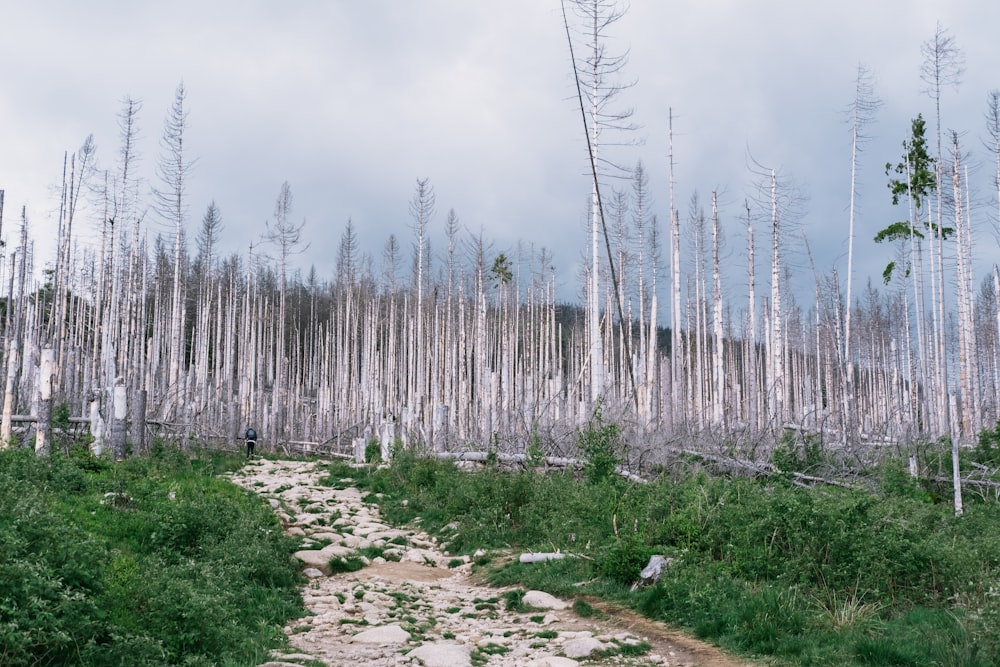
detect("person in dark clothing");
top-left (245, 427), bottom-right (257, 458)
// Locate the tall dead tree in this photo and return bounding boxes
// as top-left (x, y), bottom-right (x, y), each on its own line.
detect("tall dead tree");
top-left (769, 170), bottom-right (784, 428)
top-left (843, 64), bottom-right (882, 440)
top-left (563, 0), bottom-right (636, 407)
top-left (711, 192), bottom-right (724, 427)
top-left (921, 23), bottom-right (964, 438)
top-left (264, 181), bottom-right (307, 441)
top-left (409, 178), bottom-right (435, 429)
top-left (745, 201), bottom-right (759, 429)
top-left (669, 111), bottom-right (682, 428)
top-left (153, 83), bottom-right (193, 421)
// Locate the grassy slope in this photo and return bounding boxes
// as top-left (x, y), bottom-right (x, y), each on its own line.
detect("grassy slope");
top-left (338, 444), bottom-right (1000, 667)
top-left (0, 445), bottom-right (304, 667)
top-left (6, 426), bottom-right (998, 667)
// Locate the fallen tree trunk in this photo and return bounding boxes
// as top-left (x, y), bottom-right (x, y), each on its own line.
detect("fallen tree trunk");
top-left (431, 451), bottom-right (648, 483)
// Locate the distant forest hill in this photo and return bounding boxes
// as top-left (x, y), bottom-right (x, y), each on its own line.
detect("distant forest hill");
top-left (0, 171), bottom-right (991, 461)
top-left (2, 15), bottom-right (1000, 460)
top-left (1, 139), bottom-right (999, 459)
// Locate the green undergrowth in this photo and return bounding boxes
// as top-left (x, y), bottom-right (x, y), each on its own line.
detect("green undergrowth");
top-left (335, 436), bottom-right (1000, 666)
top-left (0, 443), bottom-right (304, 666)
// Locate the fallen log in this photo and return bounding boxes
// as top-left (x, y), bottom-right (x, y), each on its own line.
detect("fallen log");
top-left (432, 451), bottom-right (648, 483)
top-left (519, 552), bottom-right (567, 563)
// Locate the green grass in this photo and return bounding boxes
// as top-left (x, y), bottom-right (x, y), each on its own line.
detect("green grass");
top-left (13, 425), bottom-right (993, 666)
top-left (359, 440), bottom-right (1000, 666)
top-left (0, 443), bottom-right (304, 667)
top-left (328, 554), bottom-right (366, 573)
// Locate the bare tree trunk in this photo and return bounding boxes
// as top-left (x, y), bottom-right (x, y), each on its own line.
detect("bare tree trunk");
top-left (844, 64), bottom-right (881, 441)
top-left (746, 202), bottom-right (758, 430)
top-left (1, 340), bottom-right (17, 449)
top-left (110, 380), bottom-right (127, 460)
top-left (668, 111), bottom-right (682, 430)
top-left (35, 348), bottom-right (54, 456)
top-left (711, 192), bottom-right (724, 426)
top-left (950, 392), bottom-right (964, 516)
top-left (769, 170), bottom-right (785, 429)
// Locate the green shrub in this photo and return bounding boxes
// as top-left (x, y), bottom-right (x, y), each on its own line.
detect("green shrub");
top-left (880, 460), bottom-right (933, 502)
top-left (365, 438), bottom-right (382, 463)
top-left (578, 409), bottom-right (623, 484)
top-left (599, 536), bottom-right (653, 585)
top-left (772, 427), bottom-right (825, 473)
top-left (974, 420), bottom-right (1000, 467)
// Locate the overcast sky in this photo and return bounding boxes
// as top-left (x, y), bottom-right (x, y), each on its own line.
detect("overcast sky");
top-left (3, 1), bottom-right (1000, 312)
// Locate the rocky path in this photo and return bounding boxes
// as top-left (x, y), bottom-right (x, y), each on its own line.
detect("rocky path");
top-left (227, 458), bottom-right (754, 667)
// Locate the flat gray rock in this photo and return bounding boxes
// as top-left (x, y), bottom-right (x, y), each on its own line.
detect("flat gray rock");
top-left (523, 590), bottom-right (568, 610)
top-left (406, 642), bottom-right (472, 666)
top-left (350, 623), bottom-right (411, 644)
top-left (524, 658), bottom-right (580, 667)
top-left (293, 543), bottom-right (355, 568)
top-left (563, 636), bottom-right (604, 658)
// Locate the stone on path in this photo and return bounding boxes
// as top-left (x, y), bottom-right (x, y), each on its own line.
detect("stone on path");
top-left (293, 543), bottom-right (355, 570)
top-left (523, 590), bottom-right (568, 610)
top-left (406, 642), bottom-right (472, 667)
top-left (350, 623), bottom-right (411, 644)
top-left (263, 653), bottom-right (317, 666)
top-left (524, 657), bottom-right (580, 667)
top-left (563, 636), bottom-right (605, 658)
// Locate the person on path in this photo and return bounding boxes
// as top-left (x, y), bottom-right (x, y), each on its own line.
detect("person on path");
top-left (245, 427), bottom-right (257, 458)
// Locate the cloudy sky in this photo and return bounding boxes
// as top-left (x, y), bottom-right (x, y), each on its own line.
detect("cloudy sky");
top-left (2, 1), bottom-right (1000, 311)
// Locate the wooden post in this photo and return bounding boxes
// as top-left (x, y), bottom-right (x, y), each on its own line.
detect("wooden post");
top-left (950, 392), bottom-right (964, 517)
top-left (380, 416), bottom-right (395, 461)
top-left (110, 380), bottom-right (127, 460)
top-left (35, 348), bottom-right (54, 456)
top-left (1, 340), bottom-right (17, 449)
top-left (433, 403), bottom-right (449, 451)
top-left (130, 389), bottom-right (147, 453)
top-left (89, 391), bottom-right (105, 456)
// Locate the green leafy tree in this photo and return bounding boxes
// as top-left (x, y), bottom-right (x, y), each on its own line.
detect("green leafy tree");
top-left (875, 114), bottom-right (939, 283)
top-left (489, 252), bottom-right (513, 289)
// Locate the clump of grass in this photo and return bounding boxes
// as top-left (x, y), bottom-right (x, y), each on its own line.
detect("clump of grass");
top-left (360, 545), bottom-right (386, 560)
top-left (478, 642), bottom-right (510, 655)
top-left (591, 638), bottom-right (652, 660)
top-left (502, 589), bottom-right (528, 613)
top-left (813, 588), bottom-right (884, 630)
top-left (614, 639), bottom-right (652, 656)
top-left (338, 618), bottom-right (368, 626)
top-left (572, 598), bottom-right (595, 617)
top-left (328, 554), bottom-right (366, 574)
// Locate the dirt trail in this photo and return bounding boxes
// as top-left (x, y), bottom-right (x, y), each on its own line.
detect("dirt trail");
top-left (228, 458), bottom-right (756, 667)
